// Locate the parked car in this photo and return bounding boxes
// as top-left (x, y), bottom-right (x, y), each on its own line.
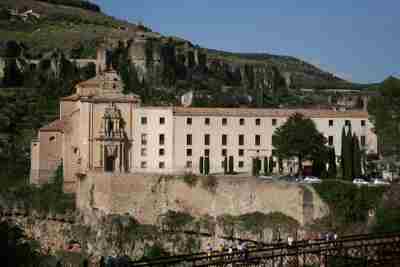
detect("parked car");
top-left (372, 179), bottom-right (390, 186)
top-left (257, 175), bottom-right (274, 180)
top-left (303, 176), bottom-right (322, 184)
top-left (353, 178), bottom-right (369, 186)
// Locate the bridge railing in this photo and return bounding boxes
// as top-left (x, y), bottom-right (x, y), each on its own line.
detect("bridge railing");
top-left (129, 231), bottom-right (400, 267)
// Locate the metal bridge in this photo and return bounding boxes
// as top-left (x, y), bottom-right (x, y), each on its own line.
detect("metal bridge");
top-left (129, 232), bottom-right (400, 267)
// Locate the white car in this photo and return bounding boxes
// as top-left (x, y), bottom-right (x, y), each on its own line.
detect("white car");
top-left (372, 179), bottom-right (390, 186)
top-left (353, 178), bottom-right (369, 186)
top-left (303, 176), bottom-right (322, 183)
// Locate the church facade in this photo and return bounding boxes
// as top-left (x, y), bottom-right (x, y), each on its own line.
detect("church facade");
top-left (30, 70), bottom-right (377, 193)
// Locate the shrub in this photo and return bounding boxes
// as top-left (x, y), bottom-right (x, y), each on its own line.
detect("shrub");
top-left (313, 181), bottom-right (386, 228)
top-left (160, 210), bottom-right (195, 231)
top-left (201, 175), bottom-right (218, 193)
top-left (180, 173), bottom-right (198, 188)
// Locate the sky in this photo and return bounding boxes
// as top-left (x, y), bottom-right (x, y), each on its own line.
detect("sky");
top-left (91, 0), bottom-right (399, 84)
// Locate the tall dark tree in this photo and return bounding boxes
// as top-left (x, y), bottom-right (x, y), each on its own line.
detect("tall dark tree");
top-left (327, 148), bottom-right (337, 179)
top-left (272, 113), bottom-right (327, 174)
top-left (2, 58), bottom-right (23, 87)
top-left (345, 124), bottom-right (353, 180)
top-left (341, 126), bottom-right (347, 179)
top-left (263, 157), bottom-right (269, 175)
top-left (352, 134), bottom-right (362, 178)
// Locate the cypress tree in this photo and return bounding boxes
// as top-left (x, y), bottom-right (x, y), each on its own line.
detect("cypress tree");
top-left (257, 158), bottom-right (262, 175)
top-left (252, 158), bottom-right (257, 176)
top-left (327, 148), bottom-right (337, 179)
top-left (223, 156), bottom-right (228, 174)
top-left (264, 157), bottom-right (269, 175)
top-left (204, 157), bottom-right (210, 175)
top-left (278, 158), bottom-right (283, 174)
top-left (228, 156), bottom-right (234, 174)
top-left (269, 156), bottom-right (274, 174)
top-left (346, 124), bottom-right (353, 180)
top-left (199, 157), bottom-right (204, 175)
top-left (341, 126), bottom-right (346, 179)
top-left (353, 134), bottom-right (362, 178)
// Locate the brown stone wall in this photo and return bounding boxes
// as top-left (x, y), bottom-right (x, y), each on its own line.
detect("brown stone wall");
top-left (80, 173), bottom-right (328, 226)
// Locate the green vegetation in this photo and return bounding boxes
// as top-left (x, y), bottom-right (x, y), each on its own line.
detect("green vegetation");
top-left (161, 210), bottom-right (195, 231)
top-left (201, 175), bottom-right (218, 193)
top-left (0, 165), bottom-right (75, 214)
top-left (368, 77), bottom-right (400, 160)
top-left (313, 181), bottom-right (386, 229)
top-left (340, 125), bottom-right (363, 180)
top-left (0, 220), bottom-right (50, 266)
top-left (272, 113), bottom-right (327, 173)
top-left (179, 173), bottom-right (199, 188)
top-left (373, 185), bottom-right (400, 233)
top-left (217, 212), bottom-right (299, 237)
top-left (36, 0), bottom-right (101, 12)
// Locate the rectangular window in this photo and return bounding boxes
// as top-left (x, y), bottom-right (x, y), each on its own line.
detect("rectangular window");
top-left (204, 149), bottom-right (210, 157)
top-left (186, 149), bottom-right (192, 157)
top-left (159, 117), bottom-right (165, 125)
top-left (239, 135), bottom-right (244, 146)
top-left (186, 161), bottom-right (192, 168)
top-left (205, 118), bottom-right (210, 125)
top-left (222, 134), bottom-right (227, 146)
top-left (238, 161), bottom-right (244, 168)
top-left (186, 117), bottom-right (192, 125)
top-left (141, 161), bottom-right (147, 169)
top-left (361, 136), bottom-right (366, 146)
top-left (361, 120), bottom-right (366, 127)
top-left (329, 120), bottom-right (333, 127)
top-left (345, 120), bottom-right (351, 126)
top-left (159, 134), bottom-right (165, 145)
top-left (239, 118), bottom-right (245, 125)
top-left (159, 148), bottom-right (165, 156)
top-left (222, 149), bottom-right (227, 157)
top-left (159, 162), bottom-right (165, 169)
top-left (238, 149), bottom-right (244, 157)
top-left (255, 118), bottom-right (261, 126)
top-left (328, 136), bottom-right (334, 146)
top-left (204, 134), bottom-right (210, 146)
top-left (255, 135), bottom-right (261, 146)
top-left (222, 118), bottom-right (227, 125)
top-left (272, 119), bottom-right (277, 126)
top-left (141, 134), bottom-right (147, 145)
top-left (141, 117), bottom-right (147, 125)
top-left (141, 148), bottom-right (147, 157)
top-left (186, 134), bottom-right (192, 145)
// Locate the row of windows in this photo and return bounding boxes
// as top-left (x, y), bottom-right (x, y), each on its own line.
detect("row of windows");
top-left (186, 148), bottom-right (246, 157)
top-left (329, 120), bottom-right (366, 127)
top-left (140, 116), bottom-right (366, 128)
top-left (141, 117), bottom-right (166, 125)
top-left (141, 134), bottom-right (165, 146)
top-left (140, 160), bottom-right (248, 170)
top-left (186, 117), bottom-right (278, 126)
top-left (187, 134), bottom-right (262, 146)
top-left (141, 148), bottom-right (166, 157)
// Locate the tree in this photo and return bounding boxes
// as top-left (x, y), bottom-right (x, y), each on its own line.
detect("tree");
top-left (352, 134), bottom-right (362, 178)
top-left (327, 148), bottom-right (337, 179)
top-left (228, 156), bottom-right (234, 174)
top-left (341, 126), bottom-right (347, 178)
top-left (269, 156), bottom-right (274, 174)
top-left (263, 157), bottom-right (269, 175)
top-left (368, 76), bottom-right (400, 158)
top-left (272, 113), bottom-right (327, 174)
top-left (204, 157), bottom-right (210, 175)
top-left (345, 124), bottom-right (354, 180)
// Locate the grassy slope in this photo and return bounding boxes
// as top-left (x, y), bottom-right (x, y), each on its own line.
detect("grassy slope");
top-left (0, 0), bottom-right (142, 56)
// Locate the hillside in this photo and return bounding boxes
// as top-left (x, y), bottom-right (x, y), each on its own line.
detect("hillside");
top-left (0, 0), bottom-right (363, 89)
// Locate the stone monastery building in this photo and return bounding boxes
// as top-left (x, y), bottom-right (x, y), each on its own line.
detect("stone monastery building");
top-left (30, 70), bottom-right (377, 193)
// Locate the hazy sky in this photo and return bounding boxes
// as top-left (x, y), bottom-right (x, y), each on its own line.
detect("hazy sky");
top-left (91, 0), bottom-right (399, 84)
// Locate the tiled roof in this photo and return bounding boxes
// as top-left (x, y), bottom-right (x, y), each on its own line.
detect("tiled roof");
top-left (40, 119), bottom-right (65, 132)
top-left (61, 94), bottom-right (80, 101)
top-left (173, 107), bottom-right (369, 118)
